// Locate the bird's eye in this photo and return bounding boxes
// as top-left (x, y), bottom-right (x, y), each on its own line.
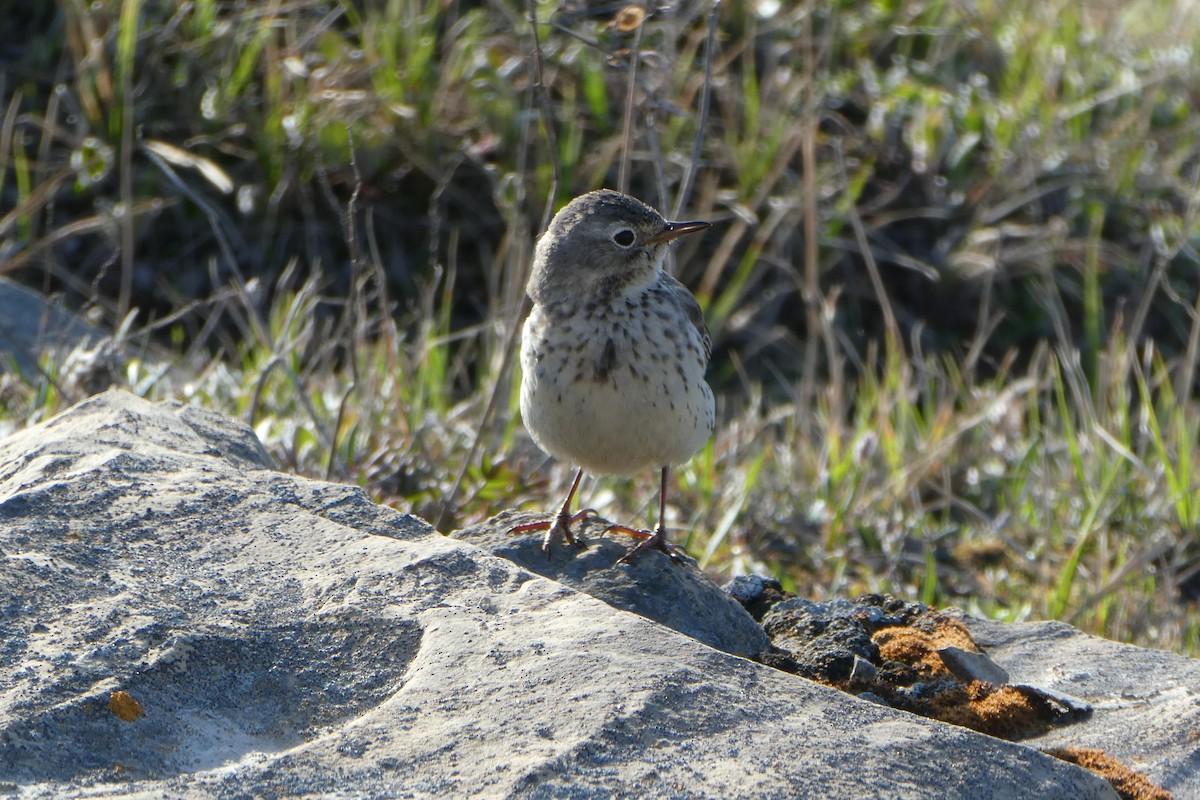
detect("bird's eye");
top-left (612, 229), bottom-right (635, 248)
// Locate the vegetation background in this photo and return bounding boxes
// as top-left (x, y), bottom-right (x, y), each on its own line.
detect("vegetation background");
top-left (3, 0), bottom-right (1200, 654)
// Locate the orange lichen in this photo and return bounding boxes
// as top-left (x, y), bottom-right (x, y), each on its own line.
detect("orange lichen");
top-left (875, 612), bottom-right (982, 673)
top-left (866, 614), bottom-right (1057, 739)
top-left (929, 683), bottom-right (1055, 739)
top-left (1045, 747), bottom-right (1172, 800)
top-left (874, 627), bottom-right (952, 676)
top-left (906, 612), bottom-right (980, 651)
top-left (767, 596), bottom-right (1088, 743)
top-left (108, 690), bottom-right (144, 722)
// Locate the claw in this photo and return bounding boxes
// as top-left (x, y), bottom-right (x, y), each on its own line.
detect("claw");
top-left (612, 525), bottom-right (685, 566)
top-left (509, 508), bottom-right (595, 552)
top-left (510, 468), bottom-right (592, 557)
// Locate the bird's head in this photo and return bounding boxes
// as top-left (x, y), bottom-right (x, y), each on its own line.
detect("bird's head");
top-left (528, 189), bottom-right (709, 304)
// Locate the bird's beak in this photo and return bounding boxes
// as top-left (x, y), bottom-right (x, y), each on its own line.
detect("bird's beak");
top-left (645, 220), bottom-right (710, 245)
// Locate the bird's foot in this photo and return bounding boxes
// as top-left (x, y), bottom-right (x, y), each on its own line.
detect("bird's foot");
top-left (510, 508), bottom-right (596, 554)
top-left (607, 524), bottom-right (685, 565)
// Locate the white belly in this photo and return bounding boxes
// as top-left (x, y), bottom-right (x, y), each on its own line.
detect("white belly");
top-left (519, 300), bottom-right (715, 476)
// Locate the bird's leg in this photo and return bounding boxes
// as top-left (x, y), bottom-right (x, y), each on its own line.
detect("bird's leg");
top-left (510, 467), bottom-right (593, 553)
top-left (612, 466), bottom-right (684, 565)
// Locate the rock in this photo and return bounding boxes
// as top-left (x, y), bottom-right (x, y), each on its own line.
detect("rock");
top-left (966, 616), bottom-right (1200, 797)
top-left (747, 591), bottom-right (1193, 796)
top-left (757, 595), bottom-right (1069, 740)
top-left (0, 279), bottom-right (109, 379)
top-left (723, 573), bottom-right (792, 621)
top-left (452, 510), bottom-right (772, 659)
top-left (763, 597), bottom-right (882, 682)
top-left (938, 645), bottom-right (1011, 686)
top-left (0, 391), bottom-right (1121, 798)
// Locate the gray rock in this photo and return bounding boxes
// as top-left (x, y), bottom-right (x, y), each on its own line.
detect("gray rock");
top-left (722, 573), bottom-right (789, 621)
top-left (452, 510), bottom-right (772, 659)
top-left (966, 616), bottom-right (1200, 797)
top-left (0, 391), bottom-right (1120, 798)
top-left (0, 279), bottom-right (108, 377)
top-left (761, 596), bottom-right (882, 682)
top-left (938, 645), bottom-right (1010, 686)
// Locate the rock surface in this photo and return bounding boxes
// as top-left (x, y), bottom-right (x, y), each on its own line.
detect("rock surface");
top-left (451, 510), bottom-right (772, 659)
top-left (0, 390), bottom-right (1167, 798)
top-left (966, 617), bottom-right (1200, 795)
top-left (0, 279), bottom-right (108, 377)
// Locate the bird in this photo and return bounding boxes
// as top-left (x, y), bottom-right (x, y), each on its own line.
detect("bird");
top-left (514, 189), bottom-right (715, 564)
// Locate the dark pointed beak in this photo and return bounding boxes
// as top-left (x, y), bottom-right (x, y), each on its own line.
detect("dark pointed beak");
top-left (645, 219), bottom-right (710, 245)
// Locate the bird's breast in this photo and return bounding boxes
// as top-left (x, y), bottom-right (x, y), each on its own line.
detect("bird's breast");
top-left (519, 290), bottom-right (715, 475)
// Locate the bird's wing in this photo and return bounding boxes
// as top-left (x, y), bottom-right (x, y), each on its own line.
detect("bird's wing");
top-left (662, 273), bottom-right (712, 365)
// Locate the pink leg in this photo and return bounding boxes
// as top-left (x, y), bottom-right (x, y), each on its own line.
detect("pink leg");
top-left (510, 468), bottom-right (593, 553)
top-left (613, 466), bottom-right (684, 565)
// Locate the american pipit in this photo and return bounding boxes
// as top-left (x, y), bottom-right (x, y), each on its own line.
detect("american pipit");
top-left (515, 189), bottom-right (715, 564)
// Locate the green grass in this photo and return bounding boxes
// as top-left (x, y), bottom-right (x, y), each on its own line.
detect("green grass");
top-left (2, 0), bottom-right (1200, 657)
